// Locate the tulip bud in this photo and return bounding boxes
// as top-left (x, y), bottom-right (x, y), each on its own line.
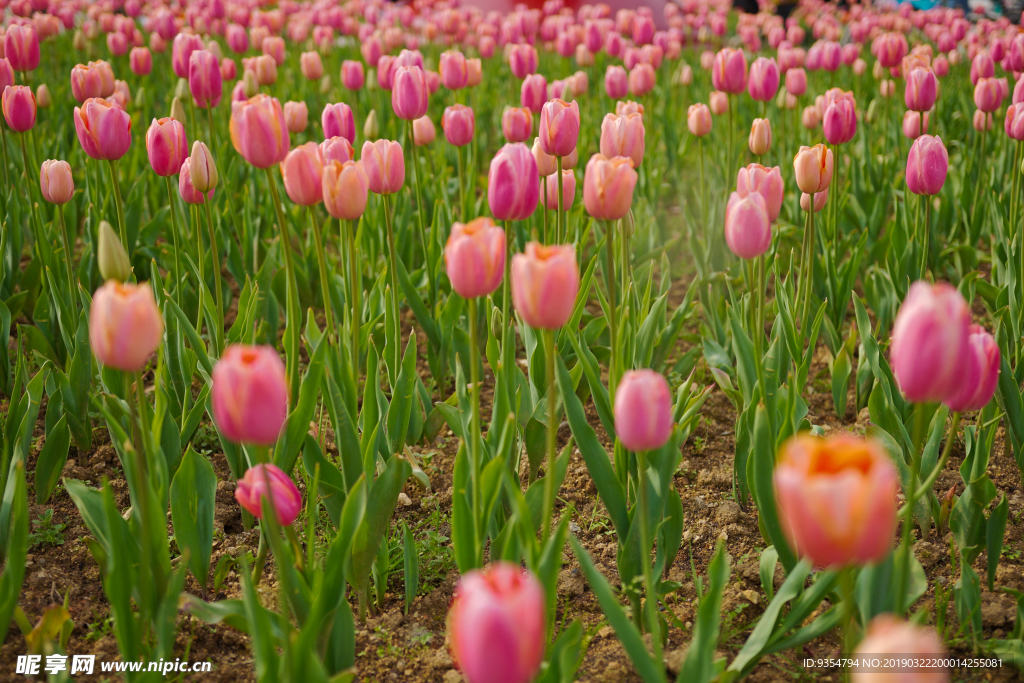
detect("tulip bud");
top-left (89, 281), bottom-right (164, 372)
top-left (774, 434), bottom-right (897, 567)
top-left (712, 47), bottom-right (748, 94)
top-left (235, 463), bottom-right (301, 524)
top-left (614, 370), bottom-right (673, 451)
top-left (600, 113), bottom-right (645, 169)
top-left (583, 153), bottom-right (637, 221)
top-left (300, 51), bottom-right (324, 81)
top-left (724, 191), bottom-right (771, 259)
top-left (852, 616), bottom-right (946, 679)
top-left (800, 189), bottom-right (828, 213)
top-left (242, 69), bottom-right (259, 97)
top-left (442, 104), bottom-right (475, 147)
top-left (490, 143), bottom-right (540, 221)
top-left (189, 141), bottom-right (218, 193)
top-left (213, 345), bottom-right (289, 446)
top-left (364, 109), bottom-right (380, 140)
top-left (2, 85), bottom-right (35, 132)
top-left (175, 77), bottom-right (189, 100)
top-left (284, 101), bottom-right (308, 134)
top-left (490, 306), bottom-right (503, 339)
top-left (793, 144), bottom-right (833, 194)
top-left (502, 107), bottom-right (533, 144)
top-left (709, 91), bottom-right (729, 116)
top-left (413, 116), bottom-right (436, 146)
top-left (905, 135), bottom-right (947, 196)
top-left (511, 242), bottom-right (580, 330)
top-left (360, 139), bottom-right (404, 195)
top-left (687, 103), bottom-right (712, 136)
top-left (539, 98), bottom-right (580, 158)
top-left (748, 118), bottom-right (771, 156)
top-left (73, 30), bottom-right (87, 52)
top-left (323, 160), bottom-right (369, 221)
top-left (35, 83), bottom-right (50, 108)
top-left (97, 220), bottom-right (132, 282)
top-left (170, 96), bottom-right (187, 124)
top-left (445, 218), bottom-right (507, 299)
top-left (944, 324), bottom-right (1000, 412)
top-left (540, 169), bottom-right (576, 210)
top-left (40, 159), bottom-right (74, 205)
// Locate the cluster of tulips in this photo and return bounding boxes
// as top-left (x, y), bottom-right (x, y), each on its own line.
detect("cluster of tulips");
top-left (1, 0), bottom-right (1023, 679)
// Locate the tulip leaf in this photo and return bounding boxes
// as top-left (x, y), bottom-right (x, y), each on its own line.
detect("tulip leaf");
top-left (402, 520), bottom-right (417, 615)
top-left (170, 447), bottom-right (217, 593)
top-left (679, 540), bottom-right (729, 683)
top-left (34, 415), bottom-right (70, 505)
top-left (349, 455), bottom-right (411, 594)
top-left (0, 460), bottom-right (27, 646)
top-left (750, 404), bottom-right (796, 571)
top-left (275, 335), bottom-right (328, 473)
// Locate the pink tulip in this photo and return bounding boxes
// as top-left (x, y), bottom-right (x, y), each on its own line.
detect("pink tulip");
top-left (944, 325), bottom-right (1000, 413)
top-left (822, 90), bottom-right (857, 145)
top-left (748, 57), bottom-right (780, 102)
top-left (70, 64), bottom-right (104, 104)
top-left (532, 137), bottom-right (557, 178)
top-left (235, 463), bottom-right (301, 525)
top-left (189, 50), bottom-right (223, 109)
top-left (632, 14), bottom-right (655, 45)
top-left (712, 47), bottom-right (747, 94)
top-left (225, 24), bottom-right (248, 54)
top-left (443, 104), bottom-right (475, 147)
top-left (800, 189), bottom-right (828, 213)
top-left (794, 144), bottom-right (833, 194)
top-left (211, 345), bottom-right (289, 446)
top-left (4, 25), bottom-right (38, 72)
top-left (891, 281), bottom-right (971, 403)
top-left (106, 31), bottom-right (128, 58)
top-left (2, 85), bottom-right (34, 132)
top-left (74, 98), bottom-right (132, 161)
top-left (975, 77), bottom-right (1003, 112)
top-left (392, 65), bottom-right (429, 121)
top-left (905, 67), bottom-right (937, 112)
top-left (736, 164), bottom-right (784, 222)
top-left (540, 169), bottom-right (576, 210)
top-left (853, 58), bottom-right (868, 76)
top-left (299, 51), bottom-right (323, 82)
top-left (905, 135), bottom-right (948, 196)
top-left (509, 43), bottom-right (538, 79)
top-left (600, 113), bottom-right (644, 169)
top-left (361, 139), bottom-right (405, 195)
top-left (605, 65), bottom-right (628, 99)
top-left (876, 32), bottom-right (908, 69)
top-left (146, 117), bottom-right (188, 177)
top-left (614, 370), bottom-right (672, 451)
top-left (448, 563), bottom-right (545, 683)
top-left (440, 49), bottom-right (468, 90)
top-left (502, 107), bottom-right (533, 143)
top-left (262, 36), bottom-right (285, 66)
top-left (179, 158), bottom-right (214, 205)
top-left (688, 103), bottom-right (712, 136)
top-left (539, 99), bottom-right (580, 158)
top-left (628, 63), bottom-right (656, 96)
top-left (724, 191), bottom-right (771, 259)
top-left (341, 60), bottom-right (365, 91)
top-left (284, 101), bottom-right (308, 134)
top-left (230, 95), bottom-right (290, 169)
top-left (821, 40), bottom-right (841, 71)
top-left (445, 217), bottom-right (506, 299)
top-left (520, 74), bottom-right (547, 114)
top-left (320, 102), bottom-right (355, 144)
top-left (89, 280), bottom-right (163, 372)
top-left (852, 616), bottom-right (948, 682)
top-left (678, 65), bottom-right (694, 86)
top-left (40, 159), bottom-right (74, 205)
top-left (1007, 103), bottom-right (1024, 140)
top-left (974, 109), bottom-right (994, 132)
top-left (748, 118), bottom-right (772, 156)
top-left (172, 33), bottom-right (204, 79)
top-left (220, 59), bottom-right (237, 82)
top-left (323, 160), bottom-right (369, 221)
top-left (279, 142), bottom-right (323, 206)
top-left (774, 434), bottom-right (898, 568)
top-left (489, 142), bottom-right (540, 221)
top-left (130, 47), bottom-right (152, 76)
top-left (320, 136), bottom-right (355, 165)
top-left (253, 55), bottom-right (277, 86)
top-left (970, 50), bottom-right (995, 85)
top-left (709, 90), bottom-right (728, 116)
top-left (583, 153), bottom-right (637, 221)
top-left (512, 242), bottom-right (579, 330)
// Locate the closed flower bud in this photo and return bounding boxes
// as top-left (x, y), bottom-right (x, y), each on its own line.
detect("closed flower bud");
top-left (234, 463), bottom-right (300, 524)
top-left (520, 74), bottom-right (547, 114)
top-left (785, 68), bottom-right (807, 97)
top-left (130, 47), bottom-right (152, 76)
top-left (170, 96), bottom-right (187, 125)
top-left (2, 84), bottom-right (35, 132)
top-left (5, 25), bottom-right (39, 72)
top-left (323, 160), bottom-right (369, 221)
top-left (300, 51), bottom-right (323, 81)
top-left (442, 104), bottom-right (475, 147)
top-left (364, 109), bottom-right (380, 140)
top-left (974, 77), bottom-right (1003, 113)
top-left (341, 60), bottom-right (365, 91)
top-left (242, 69), bottom-right (259, 98)
top-left (748, 56), bottom-right (780, 102)
top-left (40, 159), bottom-right (74, 204)
top-left (502, 107), bottom-right (533, 144)
top-left (688, 103), bottom-right (712, 136)
top-left (212, 344), bottom-right (289, 446)
top-left (605, 65), bottom-right (628, 99)
top-left (413, 115), bottom-right (436, 146)
top-left (89, 280), bottom-right (163, 372)
top-left (445, 218), bottom-right (506, 299)
top-left (800, 189), bottom-right (828, 212)
top-left (189, 141), bottom-right (218, 193)
top-left (710, 90), bottom-right (729, 115)
top-left (614, 370), bottom-right (673, 451)
top-left (539, 98), bottom-right (580, 158)
top-left (793, 144), bottom-right (833, 194)
top-left (902, 110), bottom-right (929, 140)
top-left (179, 158), bottom-right (214, 205)
top-left (392, 65), bottom-right (429, 121)
top-left (905, 135), bottom-right (947, 196)
top-left (98, 220), bottom-right (131, 282)
top-left (725, 190), bottom-right (771, 259)
top-left (712, 47), bottom-right (747, 94)
top-left (440, 49), bottom-right (468, 90)
top-left (904, 66), bottom-right (937, 112)
top-left (774, 435), bottom-right (898, 567)
top-left (973, 109), bottom-right (993, 132)
top-left (489, 143), bottom-right (540, 221)
top-left (284, 101), bottom-right (308, 133)
top-left (512, 242), bottom-right (580, 330)
top-left (583, 153), bottom-right (637, 221)
top-left (748, 117), bottom-right (771, 156)
top-left (146, 117), bottom-right (188, 177)
top-left (361, 139), bottom-right (404, 195)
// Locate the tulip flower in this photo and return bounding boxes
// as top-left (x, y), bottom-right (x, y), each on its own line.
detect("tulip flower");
top-left (146, 117), bottom-right (188, 177)
top-left (212, 345), bottom-right (289, 447)
top-left (800, 189), bottom-right (828, 213)
top-left (502, 107), bottom-right (533, 144)
top-left (230, 95), bottom-right (290, 169)
top-left (774, 434), bottom-right (897, 568)
top-left (891, 281), bottom-right (971, 403)
top-left (320, 139), bottom-right (354, 173)
top-left (253, 55), bottom-right (277, 86)
top-left (905, 135), bottom-right (948, 196)
top-left (284, 101), bottom-right (308, 134)
top-left (225, 24), bottom-right (248, 54)
top-left (442, 105), bottom-right (475, 148)
top-left (172, 33), bottom-right (204, 79)
top-left (189, 141), bottom-right (218, 194)
top-left (512, 242), bottom-right (580, 330)
top-left (5, 25), bottom-right (39, 72)
top-left (539, 99), bottom-right (580, 158)
top-left (489, 143), bottom-right (540, 221)
top-left (323, 160), bottom-right (369, 221)
top-left (688, 104), bottom-right (712, 137)
top-left (391, 65), bottom-right (429, 121)
top-left (541, 169), bottom-right (576, 210)
top-left (407, 115), bottom-right (434, 146)
top-left (300, 52), bottom-right (323, 81)
top-left (583, 153), bottom-right (637, 221)
top-left (736, 164), bottom-right (784, 222)
top-left (97, 220), bottom-right (131, 283)
top-left (709, 91), bottom-right (729, 116)
top-left (89, 281), bottom-right (163, 372)
top-left (1007, 104), bottom-right (1024, 141)
top-left (904, 67), bottom-right (937, 113)
top-left (822, 91), bottom-right (856, 145)
top-left (179, 158), bottom-right (214, 205)
top-left (361, 139), bottom-right (405, 195)
top-left (748, 57), bottom-right (780, 102)
top-left (448, 563), bottom-right (545, 683)
top-left (74, 98), bottom-right (132, 161)
top-left (70, 64), bottom-right (104, 104)
top-left (520, 74), bottom-right (547, 114)
top-left (262, 36), bottom-right (285, 66)
top-left (724, 191), bottom-right (771, 260)
top-left (235, 463), bottom-right (301, 525)
top-left (974, 77), bottom-right (1003, 113)
top-left (467, 59), bottom-right (483, 87)
top-left (444, 218), bottom-right (507, 299)
top-left (902, 110), bottom-right (929, 140)
top-left (793, 144), bottom-right (833, 194)
top-left (40, 159), bottom-right (74, 205)
top-left (531, 137), bottom-right (557, 178)
top-left (130, 47), bottom-right (152, 76)
top-left (341, 60), bottom-right (365, 91)
top-left (2, 85), bottom-right (34, 132)
top-left (189, 50), bottom-right (223, 109)
top-left (851, 616), bottom-right (947, 682)
top-left (509, 43), bottom-right (538, 79)
top-left (321, 102), bottom-right (355, 144)
top-left (279, 142), bottom-right (323, 206)
top-left (970, 50), bottom-right (994, 85)
top-left (943, 325), bottom-right (1000, 413)
top-left (973, 110), bottom-right (994, 132)
top-left (748, 118), bottom-right (771, 156)
top-left (614, 370), bottom-right (673, 451)
top-left (605, 65), bottom-right (628, 99)
top-left (628, 63), bottom-right (656, 96)
top-left (678, 65), bottom-right (694, 86)
top-left (712, 47), bottom-right (747, 94)
top-left (440, 50), bottom-right (468, 90)
top-left (600, 113), bottom-right (645, 169)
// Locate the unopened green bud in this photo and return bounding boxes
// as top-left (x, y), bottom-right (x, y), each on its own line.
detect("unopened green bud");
top-left (242, 69), bottom-right (259, 98)
top-left (175, 77), bottom-right (189, 99)
top-left (490, 306), bottom-right (503, 339)
top-left (170, 96), bottom-right (187, 125)
top-left (320, 75), bottom-right (331, 96)
top-left (98, 221), bottom-right (131, 282)
top-left (364, 109), bottom-right (380, 140)
top-left (72, 30), bottom-right (87, 51)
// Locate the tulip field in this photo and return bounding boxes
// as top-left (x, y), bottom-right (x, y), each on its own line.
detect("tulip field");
top-left (5, 0), bottom-right (1024, 680)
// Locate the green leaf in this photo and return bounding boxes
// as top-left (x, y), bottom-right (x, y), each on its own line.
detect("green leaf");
top-left (34, 415), bottom-right (70, 504)
top-left (350, 456), bottom-right (411, 593)
top-left (170, 448), bottom-right (217, 592)
top-left (402, 520), bottom-right (418, 615)
top-left (679, 541), bottom-right (729, 683)
top-left (0, 461), bottom-right (27, 645)
top-left (987, 494), bottom-right (1008, 591)
top-left (275, 336), bottom-right (329, 473)
top-left (750, 404), bottom-right (796, 571)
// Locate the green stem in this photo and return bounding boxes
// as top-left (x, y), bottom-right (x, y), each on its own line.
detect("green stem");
top-left (407, 120), bottom-right (435, 309)
top-left (193, 206), bottom-right (205, 336)
top-left (605, 220), bottom-right (618, 396)
top-left (0, 124), bottom-right (9, 186)
top-left (541, 328), bottom-right (558, 541)
top-left (801, 197), bottom-right (816, 333)
top-left (346, 218), bottom-right (361, 396)
top-left (382, 193), bottom-right (402, 379)
top-left (57, 204), bottom-right (73, 293)
top-left (920, 197), bottom-right (931, 281)
top-left (637, 449), bottom-right (661, 655)
top-left (456, 142), bottom-right (466, 221)
top-left (265, 167), bottom-right (301, 407)
top-left (841, 565), bottom-right (857, 659)
top-left (698, 137), bottom-right (706, 235)
top-left (108, 159), bottom-right (127, 252)
top-left (308, 207), bottom-right (335, 344)
top-left (468, 296), bottom-right (482, 564)
top-left (203, 199), bottom-right (224, 353)
top-left (910, 412), bottom-right (961, 502)
top-left (556, 155), bottom-right (564, 243)
top-left (165, 176), bottom-right (183, 305)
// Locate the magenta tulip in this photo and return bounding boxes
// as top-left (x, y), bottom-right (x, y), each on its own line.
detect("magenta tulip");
top-left (488, 143), bottom-right (539, 221)
top-left (614, 370), bottom-right (673, 451)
